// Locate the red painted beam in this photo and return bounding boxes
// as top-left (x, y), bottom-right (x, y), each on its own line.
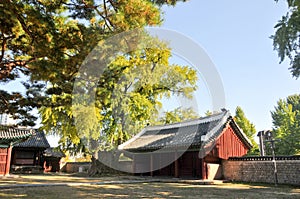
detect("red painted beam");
top-left (5, 146), bottom-right (12, 176)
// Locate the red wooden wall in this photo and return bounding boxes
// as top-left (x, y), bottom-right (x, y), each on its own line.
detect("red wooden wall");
top-left (0, 148), bottom-right (8, 175)
top-left (216, 125), bottom-right (249, 159)
top-left (132, 123), bottom-right (249, 178)
top-left (0, 147), bottom-right (12, 175)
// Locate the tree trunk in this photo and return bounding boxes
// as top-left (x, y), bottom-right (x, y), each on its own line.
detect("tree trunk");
top-left (88, 156), bottom-right (103, 176)
top-left (88, 151), bottom-right (122, 176)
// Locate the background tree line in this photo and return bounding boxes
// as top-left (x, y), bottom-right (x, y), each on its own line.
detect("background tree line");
top-left (234, 96), bottom-right (300, 156)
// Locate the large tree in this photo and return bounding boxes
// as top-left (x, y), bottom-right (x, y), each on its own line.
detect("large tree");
top-left (272, 0), bottom-right (300, 78)
top-left (271, 94), bottom-right (300, 155)
top-left (41, 38), bottom-right (197, 151)
top-left (234, 106), bottom-right (259, 155)
top-left (1, 0), bottom-right (195, 153)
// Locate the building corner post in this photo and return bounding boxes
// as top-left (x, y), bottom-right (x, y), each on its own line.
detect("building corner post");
top-left (5, 145), bottom-right (12, 176)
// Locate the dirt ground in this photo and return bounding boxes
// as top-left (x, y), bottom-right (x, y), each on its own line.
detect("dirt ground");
top-left (0, 174), bottom-right (299, 199)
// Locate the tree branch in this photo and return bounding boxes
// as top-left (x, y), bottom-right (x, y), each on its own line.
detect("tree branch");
top-left (0, 34), bottom-right (15, 63)
top-left (0, 36), bottom-right (6, 63)
top-left (11, 6), bottom-right (35, 44)
top-left (95, 3), bottom-right (114, 32)
top-left (107, 0), bottom-right (118, 12)
top-left (0, 58), bottom-right (35, 80)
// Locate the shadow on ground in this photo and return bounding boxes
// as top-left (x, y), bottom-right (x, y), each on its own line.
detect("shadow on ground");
top-left (0, 174), bottom-right (299, 199)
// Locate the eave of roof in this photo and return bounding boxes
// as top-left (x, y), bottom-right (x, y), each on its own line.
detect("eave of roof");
top-left (0, 126), bottom-right (34, 147)
top-left (44, 148), bottom-right (65, 158)
top-left (228, 119), bottom-right (253, 149)
top-left (119, 110), bottom-right (232, 152)
top-left (14, 130), bottom-right (50, 148)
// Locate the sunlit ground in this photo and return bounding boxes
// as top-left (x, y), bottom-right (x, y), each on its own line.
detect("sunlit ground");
top-left (0, 173), bottom-right (132, 185)
top-left (0, 174), bottom-right (299, 199)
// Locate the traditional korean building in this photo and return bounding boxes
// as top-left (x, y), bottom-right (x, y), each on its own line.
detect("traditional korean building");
top-left (10, 131), bottom-right (50, 173)
top-left (0, 126), bottom-right (34, 175)
top-left (119, 109), bottom-right (252, 179)
top-left (43, 148), bottom-right (65, 172)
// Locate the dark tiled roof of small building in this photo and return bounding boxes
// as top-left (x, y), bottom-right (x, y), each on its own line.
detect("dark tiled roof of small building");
top-left (119, 110), bottom-right (252, 152)
top-left (0, 126), bottom-right (34, 146)
top-left (44, 148), bottom-right (65, 158)
top-left (14, 131), bottom-right (50, 149)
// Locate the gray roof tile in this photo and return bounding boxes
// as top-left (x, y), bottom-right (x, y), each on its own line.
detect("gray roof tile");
top-left (119, 110), bottom-right (252, 152)
top-left (44, 148), bottom-right (65, 158)
top-left (14, 130), bottom-right (50, 148)
top-left (0, 126), bottom-right (34, 146)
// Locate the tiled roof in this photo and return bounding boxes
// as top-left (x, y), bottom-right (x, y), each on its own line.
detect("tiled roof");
top-left (119, 109), bottom-right (252, 152)
top-left (0, 126), bottom-right (34, 146)
top-left (14, 130), bottom-right (50, 148)
top-left (44, 148), bottom-right (65, 158)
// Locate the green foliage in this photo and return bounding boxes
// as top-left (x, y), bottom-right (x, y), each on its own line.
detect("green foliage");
top-left (272, 0), bottom-right (300, 78)
top-left (0, 0), bottom-right (195, 153)
top-left (234, 106), bottom-right (259, 155)
top-left (0, 0), bottom-right (167, 124)
top-left (204, 110), bottom-right (212, 116)
top-left (150, 0), bottom-right (187, 6)
top-left (0, 0), bottom-right (90, 126)
top-left (67, 36), bottom-right (197, 149)
top-left (156, 107), bottom-right (199, 125)
top-left (271, 94), bottom-right (300, 155)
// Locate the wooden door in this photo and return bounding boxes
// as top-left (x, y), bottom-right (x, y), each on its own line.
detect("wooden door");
top-left (0, 148), bottom-right (8, 175)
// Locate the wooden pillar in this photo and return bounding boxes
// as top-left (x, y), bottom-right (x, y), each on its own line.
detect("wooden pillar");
top-left (37, 151), bottom-right (41, 166)
top-left (150, 154), bottom-right (153, 176)
top-left (192, 152), bottom-right (197, 177)
top-left (174, 150), bottom-right (179, 178)
top-left (201, 159), bottom-right (207, 180)
top-left (5, 146), bottom-right (12, 176)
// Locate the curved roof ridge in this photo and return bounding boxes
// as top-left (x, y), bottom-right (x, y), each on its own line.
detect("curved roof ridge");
top-left (0, 125), bottom-right (34, 147)
top-left (146, 109), bottom-right (229, 131)
top-left (119, 109), bottom-right (232, 151)
top-left (14, 130), bottom-right (50, 148)
top-left (0, 125), bottom-right (34, 139)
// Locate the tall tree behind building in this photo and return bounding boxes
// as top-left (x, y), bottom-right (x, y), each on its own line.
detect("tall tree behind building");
top-left (271, 94), bottom-right (300, 155)
top-left (234, 106), bottom-right (259, 155)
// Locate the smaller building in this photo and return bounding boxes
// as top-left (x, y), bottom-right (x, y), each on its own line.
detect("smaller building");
top-left (119, 109), bottom-right (252, 179)
top-left (10, 131), bottom-right (50, 173)
top-left (43, 148), bottom-right (65, 172)
top-left (0, 126), bottom-right (33, 175)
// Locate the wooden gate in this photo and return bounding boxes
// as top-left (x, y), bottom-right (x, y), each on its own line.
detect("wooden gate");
top-left (179, 151), bottom-right (202, 178)
top-left (0, 148), bottom-right (9, 175)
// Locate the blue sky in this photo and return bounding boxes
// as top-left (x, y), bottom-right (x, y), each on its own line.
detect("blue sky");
top-left (160, 0), bottom-right (299, 131)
